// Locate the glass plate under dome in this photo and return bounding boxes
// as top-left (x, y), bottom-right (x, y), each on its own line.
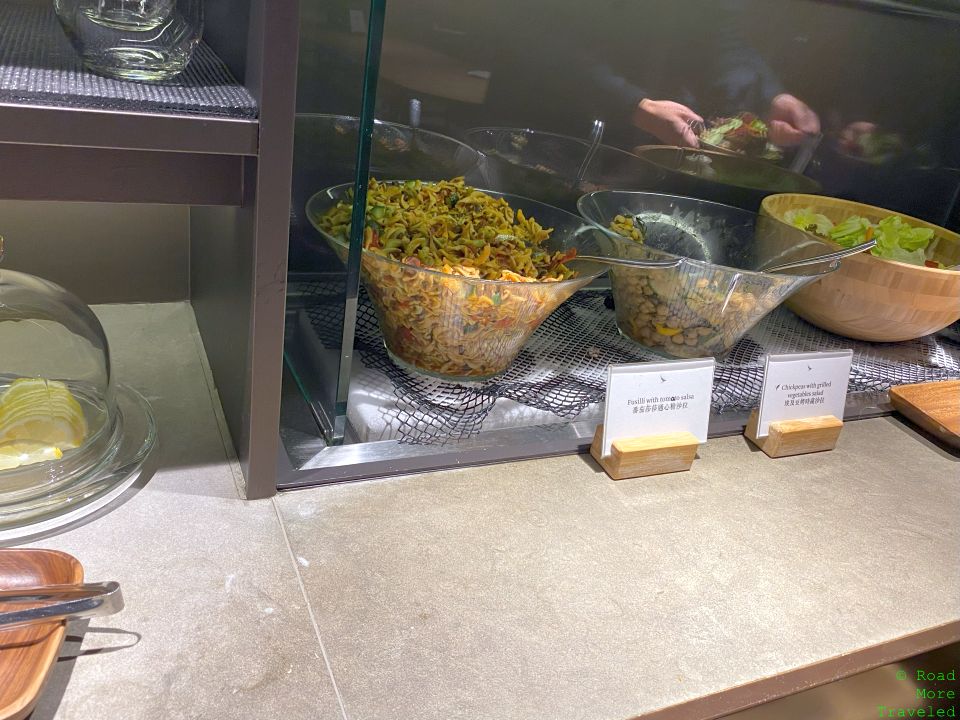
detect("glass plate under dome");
top-left (0, 242), bottom-right (156, 541)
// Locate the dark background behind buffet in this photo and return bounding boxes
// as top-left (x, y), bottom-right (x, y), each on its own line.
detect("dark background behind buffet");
top-left (294, 0), bottom-right (960, 229)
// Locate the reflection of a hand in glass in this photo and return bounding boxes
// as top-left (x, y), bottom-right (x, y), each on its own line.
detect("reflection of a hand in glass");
top-left (767, 93), bottom-right (821, 147)
top-left (477, 1), bottom-right (822, 152)
top-left (632, 99), bottom-right (703, 147)
top-left (631, 93), bottom-right (819, 149)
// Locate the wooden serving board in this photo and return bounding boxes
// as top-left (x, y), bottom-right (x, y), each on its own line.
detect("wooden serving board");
top-left (0, 549), bottom-right (83, 720)
top-left (889, 380), bottom-right (960, 449)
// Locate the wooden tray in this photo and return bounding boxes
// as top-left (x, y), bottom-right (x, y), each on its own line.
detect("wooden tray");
top-left (889, 380), bottom-right (960, 449)
top-left (0, 549), bottom-right (83, 720)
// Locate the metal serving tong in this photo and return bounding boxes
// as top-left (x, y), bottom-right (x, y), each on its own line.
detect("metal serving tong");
top-left (788, 132), bottom-right (823, 174)
top-left (757, 238), bottom-right (877, 273)
top-left (0, 581), bottom-right (124, 631)
top-left (573, 119), bottom-right (605, 189)
top-left (575, 254), bottom-right (683, 269)
top-left (576, 239), bottom-right (876, 274)
top-left (494, 232), bottom-right (683, 270)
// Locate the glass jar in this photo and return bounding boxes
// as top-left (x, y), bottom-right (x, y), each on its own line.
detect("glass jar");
top-left (54, 0), bottom-right (203, 82)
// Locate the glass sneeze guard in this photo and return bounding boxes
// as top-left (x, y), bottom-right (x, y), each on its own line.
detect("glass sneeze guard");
top-left (280, 0), bottom-right (960, 487)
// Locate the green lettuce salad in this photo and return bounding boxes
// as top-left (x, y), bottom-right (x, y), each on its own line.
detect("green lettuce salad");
top-left (783, 208), bottom-right (942, 268)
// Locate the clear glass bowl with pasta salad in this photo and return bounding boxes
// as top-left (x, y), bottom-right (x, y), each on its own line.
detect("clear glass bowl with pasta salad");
top-left (306, 179), bottom-right (609, 381)
top-left (577, 190), bottom-right (840, 359)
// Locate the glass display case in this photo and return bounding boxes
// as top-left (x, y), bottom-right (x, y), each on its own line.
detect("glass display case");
top-left (280, 0), bottom-right (960, 486)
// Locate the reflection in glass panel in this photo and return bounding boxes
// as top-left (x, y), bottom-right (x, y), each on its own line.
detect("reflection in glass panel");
top-left (300, 0), bottom-right (960, 223)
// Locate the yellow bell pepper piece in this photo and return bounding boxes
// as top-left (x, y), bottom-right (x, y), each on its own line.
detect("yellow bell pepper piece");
top-left (655, 323), bottom-right (683, 337)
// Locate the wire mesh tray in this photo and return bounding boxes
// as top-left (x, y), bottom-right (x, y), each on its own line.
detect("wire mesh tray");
top-left (0, 1), bottom-right (257, 118)
top-left (295, 278), bottom-right (960, 445)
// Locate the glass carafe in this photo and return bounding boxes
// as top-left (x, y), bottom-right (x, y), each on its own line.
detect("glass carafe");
top-left (54, 0), bottom-right (203, 81)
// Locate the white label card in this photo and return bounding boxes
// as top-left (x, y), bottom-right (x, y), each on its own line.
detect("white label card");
top-left (601, 358), bottom-right (715, 457)
top-left (755, 351), bottom-right (853, 438)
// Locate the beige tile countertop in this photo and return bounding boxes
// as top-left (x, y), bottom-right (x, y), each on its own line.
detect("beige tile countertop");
top-left (16, 303), bottom-right (960, 720)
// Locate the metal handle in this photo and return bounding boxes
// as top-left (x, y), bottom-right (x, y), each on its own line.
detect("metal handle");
top-left (576, 253), bottom-right (683, 269)
top-left (573, 119), bottom-right (605, 188)
top-left (408, 98), bottom-right (422, 129)
top-left (494, 233), bottom-right (682, 270)
top-left (0, 581), bottom-right (124, 631)
top-left (788, 131), bottom-right (823, 175)
top-left (760, 238), bottom-right (877, 273)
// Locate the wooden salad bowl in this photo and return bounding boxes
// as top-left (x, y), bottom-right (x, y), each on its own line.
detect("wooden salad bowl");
top-left (760, 194), bottom-right (960, 342)
top-left (0, 549), bottom-right (83, 720)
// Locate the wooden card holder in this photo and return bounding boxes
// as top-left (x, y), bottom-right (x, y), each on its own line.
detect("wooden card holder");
top-left (589, 425), bottom-right (700, 480)
top-left (743, 410), bottom-right (843, 458)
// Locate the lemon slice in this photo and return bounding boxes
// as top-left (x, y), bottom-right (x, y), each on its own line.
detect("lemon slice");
top-left (0, 442), bottom-right (63, 471)
top-left (0, 378), bottom-right (88, 459)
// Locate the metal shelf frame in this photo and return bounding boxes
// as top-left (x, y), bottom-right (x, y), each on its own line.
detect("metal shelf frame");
top-left (0, 102), bottom-right (259, 155)
top-left (0, 102), bottom-right (257, 206)
top-left (190, 0), bottom-right (300, 499)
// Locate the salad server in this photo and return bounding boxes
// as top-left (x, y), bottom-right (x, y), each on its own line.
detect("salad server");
top-left (759, 238), bottom-right (877, 273)
top-left (0, 581), bottom-right (123, 631)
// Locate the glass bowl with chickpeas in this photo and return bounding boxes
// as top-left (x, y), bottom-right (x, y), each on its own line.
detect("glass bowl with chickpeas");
top-left (577, 191), bottom-right (841, 359)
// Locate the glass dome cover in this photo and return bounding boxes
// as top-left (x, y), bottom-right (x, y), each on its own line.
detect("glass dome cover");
top-left (0, 239), bottom-right (156, 539)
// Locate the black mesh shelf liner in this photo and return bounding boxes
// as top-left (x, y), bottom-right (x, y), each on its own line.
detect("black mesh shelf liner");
top-left (298, 280), bottom-right (960, 445)
top-left (0, 1), bottom-right (257, 118)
